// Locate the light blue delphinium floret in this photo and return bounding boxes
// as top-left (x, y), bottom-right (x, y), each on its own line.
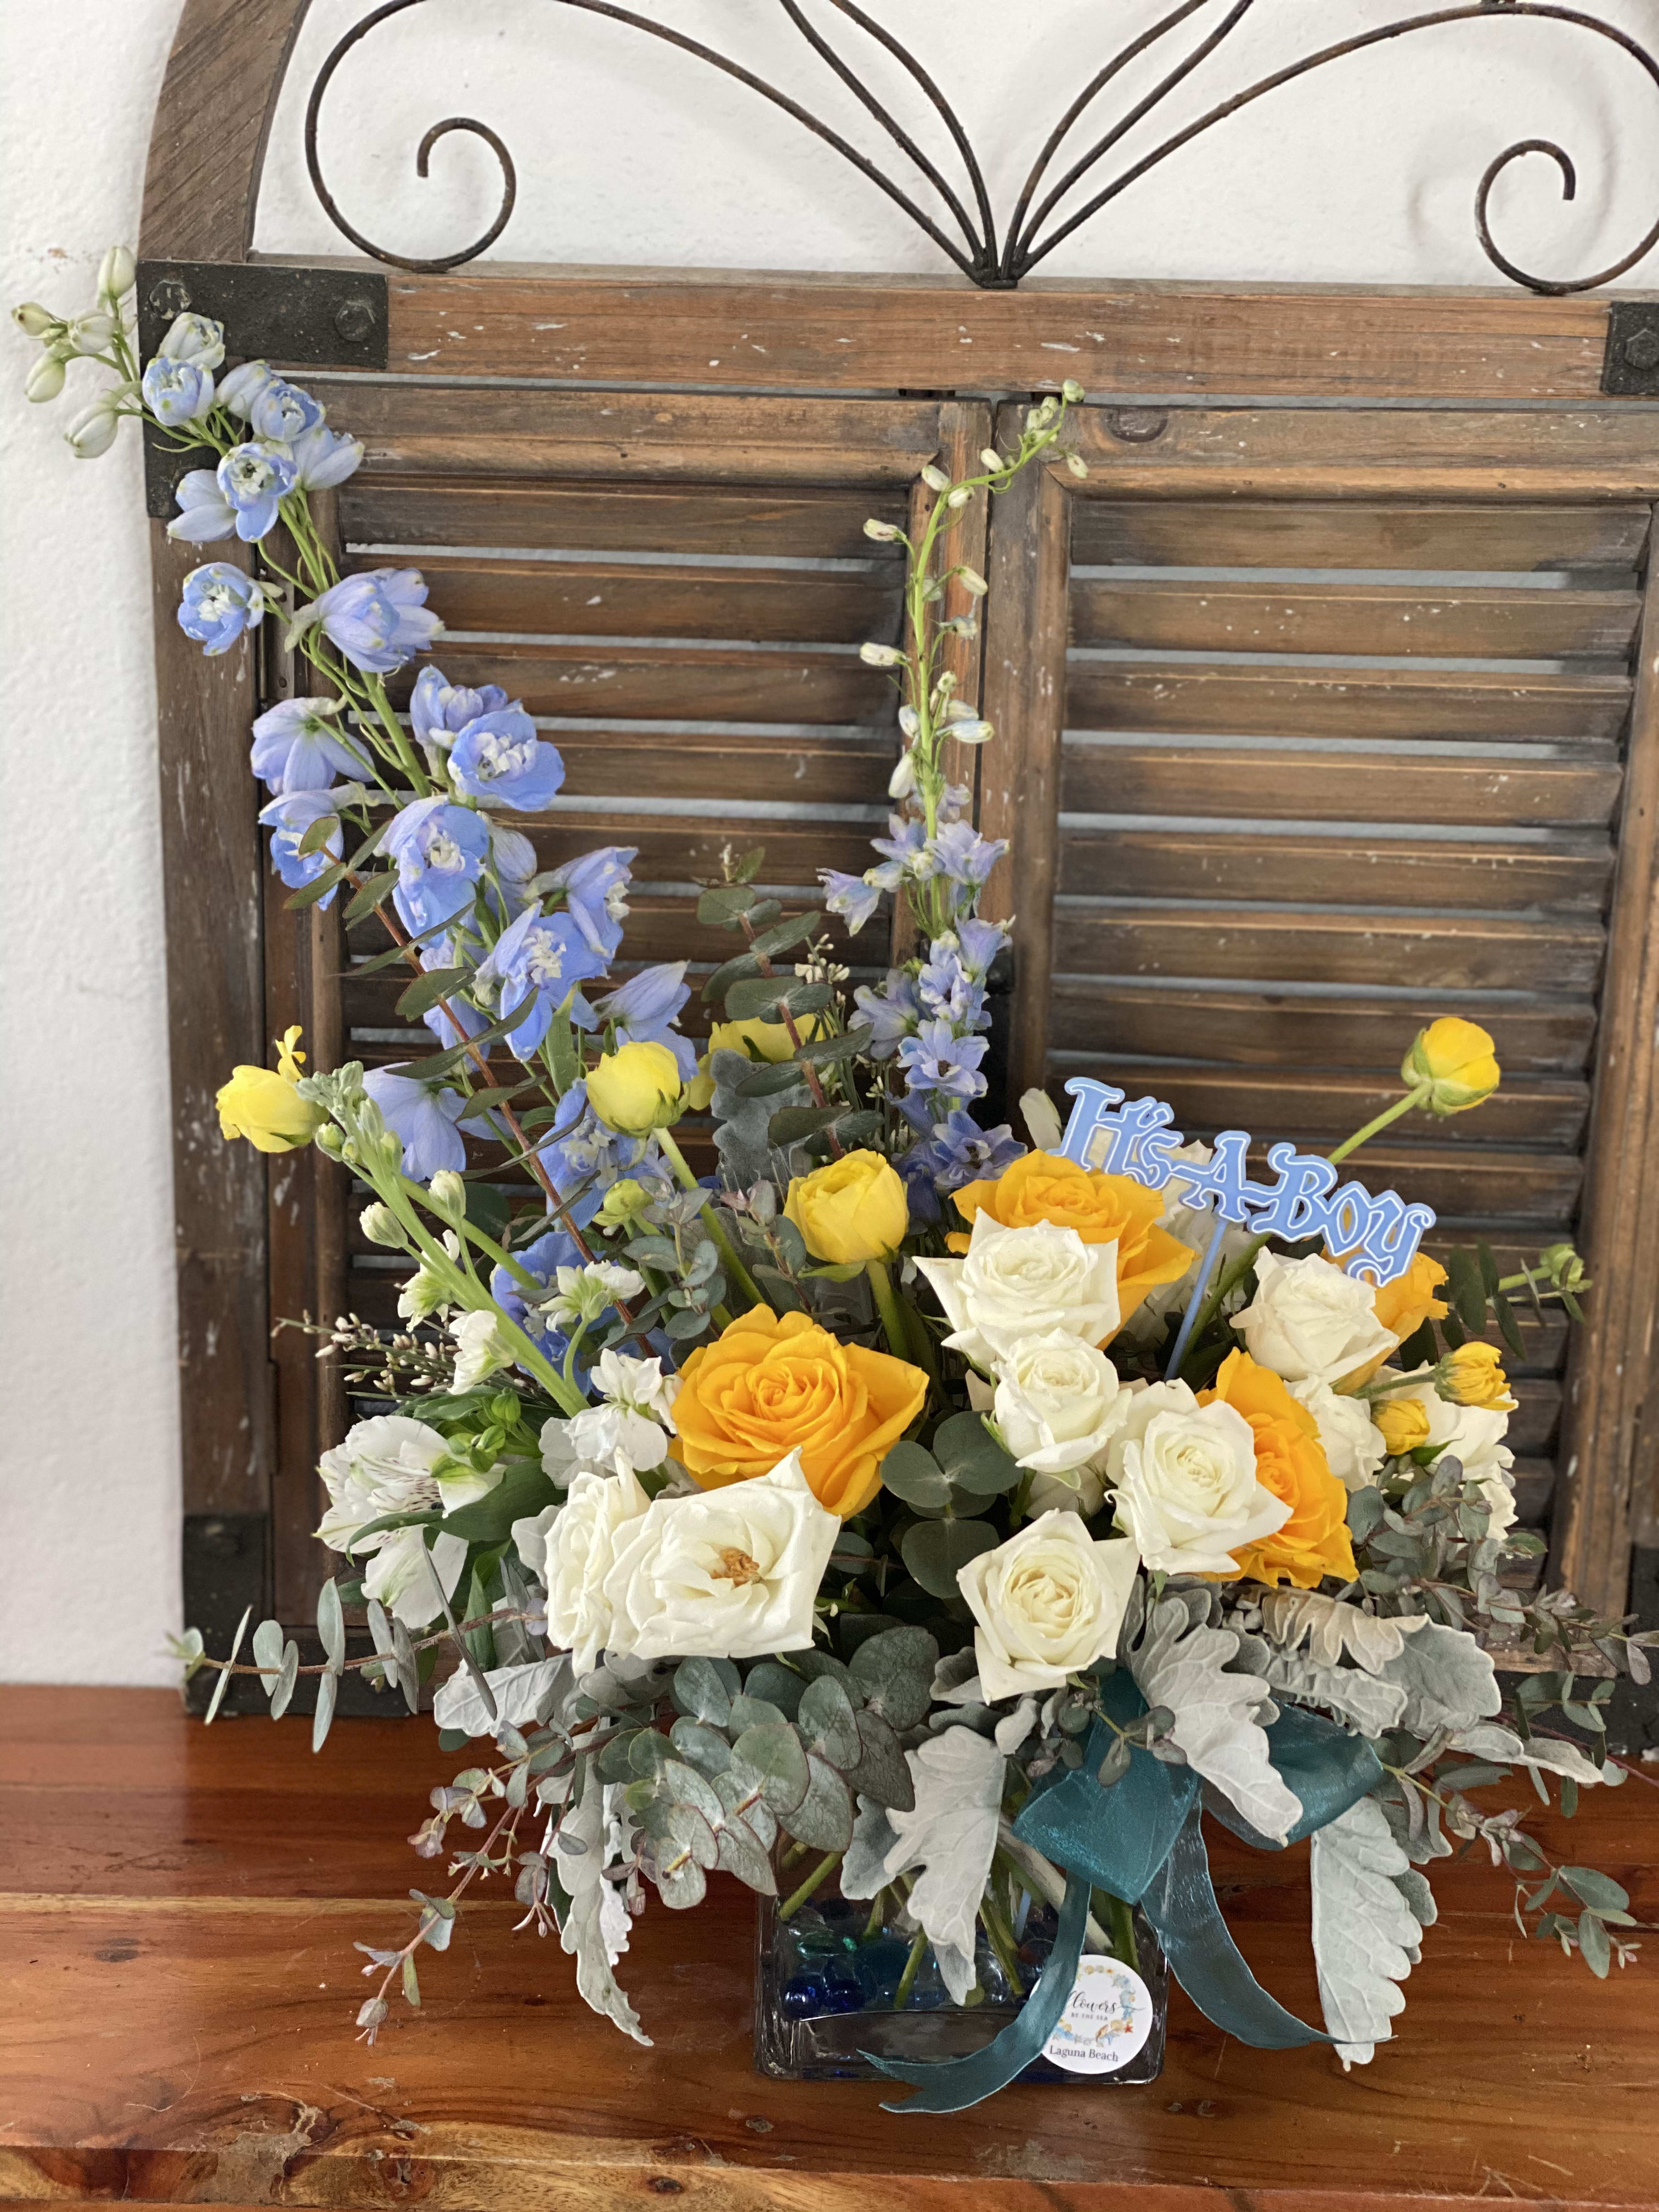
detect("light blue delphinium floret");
top-left (361, 1065), bottom-right (470, 1181)
top-left (248, 377), bottom-right (325, 444)
top-left (291, 422), bottom-right (364, 491)
top-left (216, 438), bottom-right (298, 542)
top-left (177, 561), bottom-right (268, 653)
top-left (590, 962), bottom-right (696, 1080)
top-left (304, 568), bottom-right (442, 674)
top-left (258, 789), bottom-right (342, 902)
top-left (475, 904), bottom-right (607, 1057)
top-left (853, 968), bottom-right (922, 1059)
top-left (381, 795), bottom-right (490, 935)
top-left (449, 705), bottom-right (565, 812)
top-left (218, 358), bottom-right (274, 417)
top-left (141, 354), bottom-right (215, 427)
top-left (821, 868), bottom-right (883, 934)
top-left (156, 311), bottom-right (224, 369)
top-left (541, 845), bottom-right (637, 962)
top-left (168, 467), bottom-right (238, 543)
top-left (411, 667), bottom-right (508, 751)
top-left (897, 1017), bottom-right (989, 1102)
top-left (249, 696), bottom-right (371, 794)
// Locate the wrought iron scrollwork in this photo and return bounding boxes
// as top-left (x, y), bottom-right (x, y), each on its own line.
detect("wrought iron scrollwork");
top-left (303, 0), bottom-right (1659, 292)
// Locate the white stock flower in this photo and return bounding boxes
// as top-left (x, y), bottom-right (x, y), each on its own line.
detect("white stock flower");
top-left (538, 1352), bottom-right (681, 1485)
top-left (451, 1306), bottom-right (516, 1391)
top-left (1105, 1380), bottom-right (1288, 1576)
top-left (541, 1262), bottom-right (646, 1331)
top-left (314, 1413), bottom-right (478, 1628)
top-left (956, 1510), bottom-right (1141, 1699)
top-left (545, 1466), bottom-right (651, 1672)
top-left (602, 1452), bottom-right (839, 1663)
top-left (1290, 1378), bottom-right (1387, 1493)
top-left (915, 1211), bottom-right (1120, 1370)
top-left (1232, 1251), bottom-right (1395, 1386)
top-left (592, 1349), bottom-right (680, 1425)
top-left (983, 1330), bottom-right (1134, 1479)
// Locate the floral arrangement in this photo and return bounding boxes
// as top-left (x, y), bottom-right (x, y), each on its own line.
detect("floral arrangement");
top-left (19, 254), bottom-right (1651, 2109)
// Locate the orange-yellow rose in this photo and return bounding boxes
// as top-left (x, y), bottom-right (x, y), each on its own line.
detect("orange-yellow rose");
top-left (668, 1307), bottom-right (927, 1518)
top-left (1337, 1251), bottom-right (1449, 1387)
top-left (949, 1151), bottom-right (1194, 1334)
top-left (1199, 1351), bottom-right (1355, 1589)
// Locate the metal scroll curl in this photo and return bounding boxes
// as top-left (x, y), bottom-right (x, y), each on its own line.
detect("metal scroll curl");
top-left (302, 0), bottom-right (1659, 292)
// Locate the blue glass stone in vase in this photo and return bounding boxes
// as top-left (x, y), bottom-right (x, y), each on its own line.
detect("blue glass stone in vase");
top-left (753, 1873), bottom-right (1167, 2084)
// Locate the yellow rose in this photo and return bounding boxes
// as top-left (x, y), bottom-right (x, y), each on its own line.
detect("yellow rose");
top-left (785, 1150), bottom-right (909, 1265)
top-left (1374, 1393), bottom-right (1431, 1455)
top-left (687, 1013), bottom-right (826, 1111)
top-left (1441, 1341), bottom-right (1516, 1412)
top-left (586, 1040), bottom-right (685, 1136)
top-left (1199, 1351), bottom-right (1356, 1589)
top-left (950, 1151), bottom-right (1194, 1335)
top-left (1338, 1252), bottom-right (1449, 1387)
top-left (216, 1025), bottom-right (326, 1154)
top-left (1402, 1017), bottom-right (1500, 1115)
top-left (669, 1307), bottom-right (927, 1517)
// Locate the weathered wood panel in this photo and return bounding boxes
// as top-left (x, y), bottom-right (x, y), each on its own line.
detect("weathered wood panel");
top-left (385, 640), bottom-right (895, 724)
top-left (1070, 500), bottom-right (1654, 573)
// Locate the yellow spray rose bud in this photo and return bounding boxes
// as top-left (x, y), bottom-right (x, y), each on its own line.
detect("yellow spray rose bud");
top-left (586, 1041), bottom-right (685, 1137)
top-left (785, 1149), bottom-right (909, 1265)
top-left (215, 1025), bottom-right (327, 1154)
top-left (1374, 1394), bottom-right (1431, 1455)
top-left (1402, 1018), bottom-right (1500, 1115)
top-left (687, 1012), bottom-right (827, 1111)
top-left (1440, 1341), bottom-right (1516, 1412)
top-left (594, 1177), bottom-right (650, 1231)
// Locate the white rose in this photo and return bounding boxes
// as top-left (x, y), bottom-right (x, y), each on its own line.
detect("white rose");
top-left (1026, 1465), bottom-right (1107, 1519)
top-left (1105, 1380), bottom-right (1288, 1576)
top-left (1289, 1378), bottom-right (1387, 1493)
top-left (1232, 1251), bottom-right (1395, 1386)
top-left (956, 1510), bottom-right (1141, 1699)
top-left (545, 1466), bottom-right (651, 1671)
top-left (512, 1501), bottom-right (561, 1585)
top-left (1421, 1388), bottom-right (1517, 1538)
top-left (985, 1329), bottom-right (1135, 1477)
top-left (602, 1451), bottom-right (838, 1662)
top-left (915, 1212), bottom-right (1120, 1370)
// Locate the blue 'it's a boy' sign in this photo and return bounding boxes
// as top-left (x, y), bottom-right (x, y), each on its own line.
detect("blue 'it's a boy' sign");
top-left (1056, 1079), bottom-right (1434, 1288)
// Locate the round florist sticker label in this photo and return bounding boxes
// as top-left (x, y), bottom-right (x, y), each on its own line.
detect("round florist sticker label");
top-left (1041, 1955), bottom-right (1155, 2075)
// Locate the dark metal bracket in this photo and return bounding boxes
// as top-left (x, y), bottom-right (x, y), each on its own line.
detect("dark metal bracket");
top-left (137, 259), bottom-right (388, 518)
top-left (1601, 300), bottom-right (1659, 395)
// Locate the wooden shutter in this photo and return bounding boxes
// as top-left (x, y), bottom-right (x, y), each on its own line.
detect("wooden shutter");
top-left (981, 403), bottom-right (1659, 1615)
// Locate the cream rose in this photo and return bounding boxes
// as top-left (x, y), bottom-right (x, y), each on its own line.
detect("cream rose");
top-left (1232, 1251), bottom-right (1395, 1386)
top-left (988, 1330), bottom-right (1135, 1479)
top-left (1289, 1378), bottom-right (1387, 1493)
top-left (602, 1451), bottom-right (839, 1662)
top-left (956, 1510), bottom-right (1141, 1699)
top-left (545, 1466), bottom-right (650, 1672)
top-left (916, 1212), bottom-right (1120, 1370)
top-left (1105, 1380), bottom-right (1289, 1576)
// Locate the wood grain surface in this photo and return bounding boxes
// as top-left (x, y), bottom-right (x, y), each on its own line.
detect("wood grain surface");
top-left (2, 1688), bottom-right (1655, 2211)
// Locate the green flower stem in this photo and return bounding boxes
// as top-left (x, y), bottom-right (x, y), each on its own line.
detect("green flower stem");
top-left (1099, 1891), bottom-right (1139, 1973)
top-left (864, 1255), bottom-right (913, 1364)
top-left (778, 1850), bottom-right (843, 1921)
top-left (893, 1926), bottom-right (930, 2011)
top-left (978, 1886), bottom-right (1025, 1997)
top-left (657, 1127), bottom-right (766, 1311)
top-left (1325, 1085), bottom-right (1428, 1167)
top-left (862, 1891), bottom-right (889, 1942)
top-left (398, 1176), bottom-right (542, 1299)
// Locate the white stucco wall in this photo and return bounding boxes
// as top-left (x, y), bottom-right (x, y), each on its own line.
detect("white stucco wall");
top-left (3, 0), bottom-right (1656, 1684)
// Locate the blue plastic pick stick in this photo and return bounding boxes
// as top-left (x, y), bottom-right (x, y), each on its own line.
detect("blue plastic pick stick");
top-left (1163, 1211), bottom-right (1229, 1381)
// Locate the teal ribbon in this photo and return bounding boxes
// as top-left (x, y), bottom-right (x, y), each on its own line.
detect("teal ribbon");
top-left (863, 1871), bottom-right (1091, 2114)
top-left (876, 1672), bottom-right (1385, 2110)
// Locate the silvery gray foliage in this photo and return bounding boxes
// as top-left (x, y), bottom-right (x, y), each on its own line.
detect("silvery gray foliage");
top-left (1262, 1651), bottom-right (1409, 1739)
top-left (1310, 1795), bottom-right (1430, 2066)
top-left (556, 1765), bottom-right (650, 2047)
top-left (708, 1046), bottom-right (808, 1187)
top-left (1254, 1585), bottom-right (1427, 1675)
top-left (433, 1655), bottom-right (571, 1737)
top-left (1378, 1618), bottom-right (1502, 1736)
top-left (1130, 1595), bottom-right (1302, 1843)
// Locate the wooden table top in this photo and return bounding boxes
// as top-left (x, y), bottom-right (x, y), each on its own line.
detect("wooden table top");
top-left (2, 1686), bottom-right (1656, 2211)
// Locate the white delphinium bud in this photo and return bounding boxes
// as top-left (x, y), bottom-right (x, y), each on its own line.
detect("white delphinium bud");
top-left (1065, 451), bottom-right (1090, 479)
top-left (68, 309), bottom-right (116, 353)
top-left (898, 703), bottom-right (919, 740)
top-left (943, 718), bottom-right (993, 745)
top-left (920, 462), bottom-right (950, 493)
top-left (860, 641), bottom-right (904, 667)
top-left (427, 1169), bottom-right (467, 1224)
top-left (359, 1202), bottom-right (405, 1249)
top-left (946, 486), bottom-right (973, 507)
top-left (863, 517), bottom-right (902, 541)
top-left (25, 348), bottom-right (69, 403)
top-left (97, 246), bottom-right (136, 301)
top-left (13, 302), bottom-right (61, 340)
top-left (1061, 377), bottom-right (1086, 403)
top-left (957, 565), bottom-right (989, 597)
top-left (64, 397), bottom-right (120, 457)
top-left (979, 447), bottom-right (1003, 471)
top-left (888, 748), bottom-right (918, 799)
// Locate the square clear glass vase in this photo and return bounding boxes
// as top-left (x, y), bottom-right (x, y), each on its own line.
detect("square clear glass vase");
top-left (753, 1878), bottom-right (1167, 2085)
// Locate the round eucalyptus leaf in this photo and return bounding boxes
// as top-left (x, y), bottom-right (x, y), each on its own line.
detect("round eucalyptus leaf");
top-left (901, 1517), bottom-right (1000, 1602)
top-left (879, 1440), bottom-right (953, 1516)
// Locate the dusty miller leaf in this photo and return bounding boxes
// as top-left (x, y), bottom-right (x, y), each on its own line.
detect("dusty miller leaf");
top-left (556, 1769), bottom-right (650, 2046)
top-left (433, 1657), bottom-right (570, 1739)
top-left (1378, 1621), bottom-right (1500, 1736)
top-left (1310, 1794), bottom-right (1426, 2066)
top-left (1262, 1651), bottom-right (1408, 1738)
top-left (1131, 1598), bottom-right (1302, 1843)
top-left (1255, 1587), bottom-right (1427, 1674)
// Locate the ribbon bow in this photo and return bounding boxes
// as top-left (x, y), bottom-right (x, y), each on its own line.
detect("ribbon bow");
top-left (866, 1671), bottom-right (1382, 2113)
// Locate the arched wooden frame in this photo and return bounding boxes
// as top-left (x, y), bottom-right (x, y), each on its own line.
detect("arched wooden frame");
top-left (143, 0), bottom-right (1657, 1664)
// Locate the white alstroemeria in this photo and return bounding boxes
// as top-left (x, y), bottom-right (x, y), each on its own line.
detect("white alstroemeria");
top-left (1290, 1378), bottom-right (1387, 1493)
top-left (592, 1348), bottom-right (680, 1425)
top-left (313, 1413), bottom-right (484, 1628)
top-left (915, 1211), bottom-right (1120, 1370)
top-left (1105, 1380), bottom-right (1289, 1576)
top-left (1232, 1250), bottom-right (1396, 1387)
top-left (545, 1466), bottom-right (651, 1672)
top-left (450, 1305), bottom-right (517, 1391)
top-left (601, 1452), bottom-right (838, 1663)
top-left (957, 1510), bottom-right (1141, 1699)
top-left (540, 1262), bottom-right (647, 1333)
